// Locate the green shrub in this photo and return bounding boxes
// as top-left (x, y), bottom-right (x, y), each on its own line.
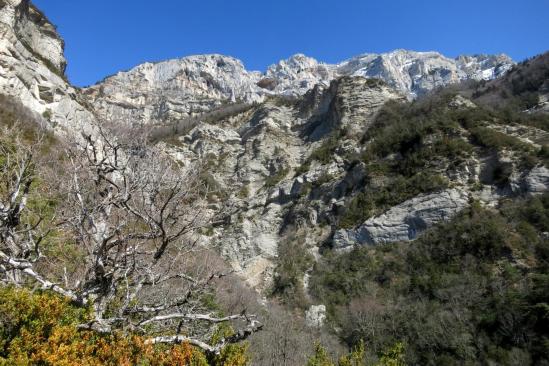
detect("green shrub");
top-left (0, 287), bottom-right (248, 365)
top-left (311, 194), bottom-right (549, 364)
top-left (470, 126), bottom-right (533, 152)
top-left (272, 231), bottom-right (314, 308)
top-left (339, 172), bottom-right (448, 229)
top-left (310, 132), bottom-right (344, 164)
top-left (264, 166), bottom-right (289, 188)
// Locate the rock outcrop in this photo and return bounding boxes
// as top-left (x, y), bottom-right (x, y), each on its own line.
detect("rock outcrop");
top-left (84, 50), bottom-right (514, 126)
top-left (3, 1), bottom-right (545, 294)
top-left (305, 305), bottom-right (327, 328)
top-left (525, 165), bottom-right (549, 194)
top-left (158, 76), bottom-right (406, 288)
top-left (333, 189), bottom-right (470, 250)
top-left (339, 50), bottom-right (513, 98)
top-left (0, 0), bottom-right (95, 135)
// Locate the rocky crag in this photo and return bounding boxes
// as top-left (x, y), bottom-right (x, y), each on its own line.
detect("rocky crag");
top-left (0, 0), bottom-right (95, 136)
top-left (2, 0), bottom-right (548, 293)
top-left (83, 51), bottom-right (514, 126)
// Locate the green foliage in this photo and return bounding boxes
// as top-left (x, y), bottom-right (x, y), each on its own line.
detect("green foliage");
top-left (307, 342), bottom-right (335, 366)
top-left (294, 160), bottom-right (312, 176)
top-left (311, 194), bottom-right (549, 364)
top-left (209, 325), bottom-right (250, 366)
top-left (272, 231), bottom-right (314, 308)
top-left (264, 166), bottom-right (289, 188)
top-left (377, 342), bottom-right (405, 366)
top-left (0, 95), bottom-right (57, 150)
top-left (42, 108), bottom-right (52, 120)
top-left (361, 97), bottom-right (466, 160)
top-left (200, 171), bottom-right (229, 203)
top-left (211, 343), bottom-right (249, 366)
top-left (338, 341), bottom-right (365, 366)
top-left (470, 126), bottom-right (533, 152)
top-left (237, 185), bottom-right (249, 198)
top-left (310, 132), bottom-right (344, 164)
top-left (339, 172), bottom-right (448, 229)
top-left (539, 144), bottom-right (549, 160)
top-left (337, 90), bottom-right (547, 229)
top-left (472, 52), bottom-right (549, 111)
top-left (306, 341), bottom-right (405, 366)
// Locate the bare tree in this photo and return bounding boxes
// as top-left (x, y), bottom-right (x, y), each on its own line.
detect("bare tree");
top-left (0, 124), bottom-right (261, 354)
top-left (0, 124), bottom-right (61, 293)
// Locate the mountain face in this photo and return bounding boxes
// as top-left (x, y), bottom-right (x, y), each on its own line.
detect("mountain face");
top-left (2, 2), bottom-right (549, 364)
top-left (0, 0), bottom-right (95, 136)
top-left (2, 0), bottom-right (547, 290)
top-left (0, 0), bottom-right (543, 290)
top-left (84, 51), bottom-right (514, 126)
top-left (159, 77), bottom-right (407, 287)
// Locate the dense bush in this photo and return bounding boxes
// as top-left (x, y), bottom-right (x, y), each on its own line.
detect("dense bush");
top-left (306, 341), bottom-right (405, 366)
top-left (264, 166), bottom-right (289, 189)
top-left (336, 86), bottom-right (549, 229)
top-left (308, 130), bottom-right (347, 165)
top-left (0, 287), bottom-right (248, 365)
top-left (469, 126), bottom-right (533, 152)
top-left (472, 52), bottom-right (549, 111)
top-left (271, 231), bottom-right (314, 308)
top-left (311, 194), bottom-right (549, 365)
top-left (339, 172), bottom-right (448, 229)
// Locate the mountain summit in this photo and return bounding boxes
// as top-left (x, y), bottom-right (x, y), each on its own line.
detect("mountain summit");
top-left (84, 50), bottom-right (514, 125)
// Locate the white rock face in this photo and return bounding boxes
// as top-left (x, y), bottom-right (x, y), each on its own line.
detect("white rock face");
top-left (0, 0), bottom-right (95, 135)
top-left (85, 50), bottom-right (514, 126)
top-left (83, 55), bottom-right (265, 126)
top-left (337, 50), bottom-right (512, 98)
top-left (305, 305), bottom-right (326, 328)
top-left (334, 189), bottom-right (470, 249)
top-left (525, 166), bottom-right (549, 194)
top-left (263, 54), bottom-right (336, 96)
top-left (158, 75), bottom-right (406, 289)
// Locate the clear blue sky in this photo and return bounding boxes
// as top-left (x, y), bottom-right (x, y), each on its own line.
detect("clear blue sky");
top-left (33, 0), bottom-right (549, 87)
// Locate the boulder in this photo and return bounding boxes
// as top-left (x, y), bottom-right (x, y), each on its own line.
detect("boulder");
top-left (525, 165), bottom-right (549, 194)
top-left (305, 305), bottom-right (326, 328)
top-left (334, 188), bottom-right (470, 249)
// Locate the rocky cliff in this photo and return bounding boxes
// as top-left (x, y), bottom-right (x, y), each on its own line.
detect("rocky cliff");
top-left (84, 50), bottom-right (514, 126)
top-left (156, 74), bottom-right (549, 289)
top-left (0, 0), bottom-right (95, 136)
top-left (1, 1), bottom-right (547, 294)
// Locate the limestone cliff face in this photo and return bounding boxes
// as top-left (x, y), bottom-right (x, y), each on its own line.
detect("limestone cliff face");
top-left (84, 50), bottom-right (514, 127)
top-left (3, 1), bottom-right (545, 292)
top-left (82, 55), bottom-right (266, 126)
top-left (340, 50), bottom-right (513, 98)
top-left (333, 189), bottom-right (470, 250)
top-left (159, 79), bottom-right (548, 288)
top-left (158, 76), bottom-right (405, 288)
top-left (0, 0), bottom-right (95, 135)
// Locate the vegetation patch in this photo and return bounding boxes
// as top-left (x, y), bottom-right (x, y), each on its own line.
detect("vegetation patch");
top-left (0, 287), bottom-right (248, 365)
top-left (264, 166), bottom-right (289, 189)
top-left (311, 195), bottom-right (549, 365)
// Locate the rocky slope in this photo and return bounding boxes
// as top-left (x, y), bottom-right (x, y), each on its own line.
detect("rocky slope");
top-left (1, 1), bottom-right (547, 295)
top-left (159, 76), bottom-right (406, 288)
top-left (159, 73), bottom-right (549, 290)
top-left (84, 50), bottom-right (514, 126)
top-left (0, 0), bottom-right (95, 136)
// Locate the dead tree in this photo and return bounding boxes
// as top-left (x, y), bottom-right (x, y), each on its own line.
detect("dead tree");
top-left (0, 125), bottom-right (261, 354)
top-left (0, 126), bottom-right (62, 294)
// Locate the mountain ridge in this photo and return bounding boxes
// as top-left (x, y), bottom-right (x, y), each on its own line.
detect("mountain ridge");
top-left (83, 50), bottom-right (514, 126)
top-left (1, 1), bottom-right (549, 365)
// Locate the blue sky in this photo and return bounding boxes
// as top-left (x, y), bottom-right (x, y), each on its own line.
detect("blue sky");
top-left (33, 0), bottom-right (549, 87)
